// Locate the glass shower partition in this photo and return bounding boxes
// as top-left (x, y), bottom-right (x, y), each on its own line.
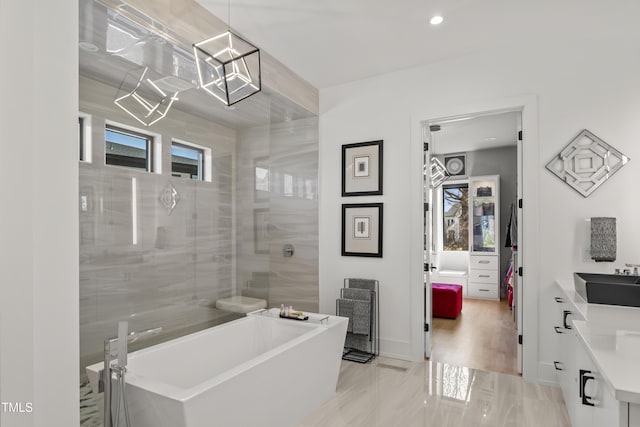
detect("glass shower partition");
top-left (78, 2), bottom-right (319, 425)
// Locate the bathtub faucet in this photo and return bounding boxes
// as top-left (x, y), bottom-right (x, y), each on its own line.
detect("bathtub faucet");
top-left (102, 322), bottom-right (162, 427)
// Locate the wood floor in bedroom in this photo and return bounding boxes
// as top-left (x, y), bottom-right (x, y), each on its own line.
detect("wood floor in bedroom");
top-left (430, 298), bottom-right (518, 376)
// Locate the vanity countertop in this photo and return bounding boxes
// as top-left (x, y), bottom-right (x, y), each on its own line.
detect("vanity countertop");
top-left (556, 278), bottom-right (640, 404)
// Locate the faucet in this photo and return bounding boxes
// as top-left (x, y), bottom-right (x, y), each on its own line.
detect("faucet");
top-left (625, 264), bottom-right (640, 276)
top-left (101, 322), bottom-right (162, 427)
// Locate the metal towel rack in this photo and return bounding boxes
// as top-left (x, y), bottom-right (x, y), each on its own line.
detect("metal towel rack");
top-left (336, 278), bottom-right (379, 363)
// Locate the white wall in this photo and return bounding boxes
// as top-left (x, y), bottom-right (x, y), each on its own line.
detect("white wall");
top-left (0, 0), bottom-right (79, 426)
top-left (319, 39), bottom-right (640, 382)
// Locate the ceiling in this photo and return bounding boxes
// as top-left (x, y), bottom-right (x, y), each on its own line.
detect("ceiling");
top-left (195, 0), bottom-right (640, 88)
top-left (430, 111), bottom-right (519, 155)
top-left (79, 0), bottom-right (315, 130)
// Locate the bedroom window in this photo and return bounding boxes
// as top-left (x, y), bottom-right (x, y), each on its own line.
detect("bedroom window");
top-left (442, 183), bottom-right (469, 251)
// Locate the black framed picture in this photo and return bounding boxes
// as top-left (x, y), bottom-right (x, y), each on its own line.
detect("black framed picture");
top-left (342, 140), bottom-right (383, 196)
top-left (341, 203), bottom-right (383, 257)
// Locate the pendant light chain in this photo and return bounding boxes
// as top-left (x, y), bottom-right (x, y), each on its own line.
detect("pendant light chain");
top-left (228, 0), bottom-right (231, 30)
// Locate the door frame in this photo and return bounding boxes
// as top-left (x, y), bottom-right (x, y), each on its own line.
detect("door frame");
top-left (410, 95), bottom-right (539, 382)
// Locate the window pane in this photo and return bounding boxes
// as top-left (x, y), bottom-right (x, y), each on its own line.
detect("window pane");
top-left (283, 173), bottom-right (293, 196)
top-left (105, 127), bottom-right (150, 170)
top-left (78, 117), bottom-right (84, 161)
top-left (171, 143), bottom-right (203, 180)
top-left (443, 184), bottom-right (469, 251)
top-left (255, 166), bottom-right (269, 192)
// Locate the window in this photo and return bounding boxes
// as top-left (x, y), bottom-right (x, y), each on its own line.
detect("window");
top-left (442, 183), bottom-right (469, 251)
top-left (78, 117), bottom-right (85, 161)
top-left (105, 125), bottom-right (152, 171)
top-left (79, 114), bottom-right (92, 163)
top-left (171, 142), bottom-right (204, 180)
top-left (283, 173), bottom-right (294, 197)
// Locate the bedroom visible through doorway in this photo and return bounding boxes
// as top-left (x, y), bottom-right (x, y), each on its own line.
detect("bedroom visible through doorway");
top-left (424, 110), bottom-right (522, 376)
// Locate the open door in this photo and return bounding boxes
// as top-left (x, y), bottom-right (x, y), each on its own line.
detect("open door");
top-left (423, 125), bottom-right (433, 358)
top-left (516, 114), bottom-right (524, 374)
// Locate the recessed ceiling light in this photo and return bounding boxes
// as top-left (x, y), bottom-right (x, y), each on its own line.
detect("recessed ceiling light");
top-left (429, 15), bottom-right (444, 25)
top-left (485, 137), bottom-right (497, 141)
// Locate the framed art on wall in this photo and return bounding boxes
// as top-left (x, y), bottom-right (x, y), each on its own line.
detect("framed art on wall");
top-left (341, 203), bottom-right (383, 257)
top-left (342, 140), bottom-right (383, 196)
top-left (443, 153), bottom-right (467, 178)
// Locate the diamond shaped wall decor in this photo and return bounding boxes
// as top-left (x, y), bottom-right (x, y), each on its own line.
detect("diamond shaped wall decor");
top-left (546, 129), bottom-right (630, 198)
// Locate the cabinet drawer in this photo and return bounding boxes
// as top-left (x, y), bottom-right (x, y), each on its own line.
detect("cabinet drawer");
top-left (470, 256), bottom-right (498, 270)
top-left (468, 283), bottom-right (498, 299)
top-left (469, 269), bottom-right (498, 284)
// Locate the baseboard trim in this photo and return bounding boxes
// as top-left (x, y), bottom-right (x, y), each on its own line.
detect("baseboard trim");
top-left (378, 338), bottom-right (411, 361)
top-left (538, 361), bottom-right (559, 386)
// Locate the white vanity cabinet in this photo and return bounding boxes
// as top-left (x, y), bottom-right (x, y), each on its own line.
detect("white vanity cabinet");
top-left (554, 280), bottom-right (640, 427)
top-left (551, 292), bottom-right (583, 426)
top-left (574, 331), bottom-right (628, 427)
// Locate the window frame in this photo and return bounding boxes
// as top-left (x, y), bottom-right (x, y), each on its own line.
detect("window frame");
top-left (441, 181), bottom-right (469, 252)
top-left (78, 112), bottom-right (92, 163)
top-left (171, 139), bottom-right (205, 181)
top-left (171, 138), bottom-right (211, 182)
top-left (104, 123), bottom-right (155, 172)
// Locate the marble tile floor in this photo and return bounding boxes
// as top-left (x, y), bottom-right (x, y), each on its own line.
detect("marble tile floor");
top-left (300, 357), bottom-right (570, 427)
top-left (80, 354), bottom-right (570, 427)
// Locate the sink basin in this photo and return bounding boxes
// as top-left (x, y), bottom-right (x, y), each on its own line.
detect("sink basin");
top-left (574, 272), bottom-right (640, 307)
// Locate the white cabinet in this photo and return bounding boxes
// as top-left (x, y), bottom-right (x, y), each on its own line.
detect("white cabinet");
top-left (467, 175), bottom-right (499, 300)
top-left (551, 292), bottom-right (582, 427)
top-left (555, 281), bottom-right (640, 427)
top-left (574, 333), bottom-right (628, 427)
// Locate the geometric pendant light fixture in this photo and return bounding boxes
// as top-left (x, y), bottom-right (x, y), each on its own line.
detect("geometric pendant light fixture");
top-left (114, 66), bottom-right (179, 127)
top-left (192, 30), bottom-right (261, 106)
top-left (430, 157), bottom-right (450, 188)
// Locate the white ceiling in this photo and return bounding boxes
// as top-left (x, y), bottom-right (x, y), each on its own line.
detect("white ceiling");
top-left (430, 111), bottom-right (519, 155)
top-left (79, 0), bottom-right (314, 129)
top-left (196, 0), bottom-right (640, 88)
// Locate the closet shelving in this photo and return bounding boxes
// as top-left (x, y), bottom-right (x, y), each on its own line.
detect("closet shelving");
top-left (468, 175), bottom-right (500, 300)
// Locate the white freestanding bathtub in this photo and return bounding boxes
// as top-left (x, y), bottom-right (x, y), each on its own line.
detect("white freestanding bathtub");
top-left (86, 309), bottom-right (347, 427)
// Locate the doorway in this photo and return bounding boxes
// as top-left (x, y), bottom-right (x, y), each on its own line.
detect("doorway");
top-left (424, 110), bottom-right (523, 376)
